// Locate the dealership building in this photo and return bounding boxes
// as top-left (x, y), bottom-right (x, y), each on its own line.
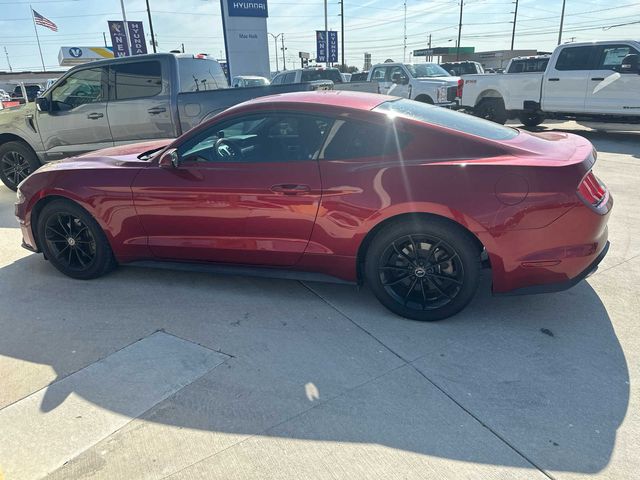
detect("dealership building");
top-left (414, 47), bottom-right (549, 69)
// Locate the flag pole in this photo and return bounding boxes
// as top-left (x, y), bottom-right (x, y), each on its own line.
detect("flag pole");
top-left (30, 6), bottom-right (46, 71)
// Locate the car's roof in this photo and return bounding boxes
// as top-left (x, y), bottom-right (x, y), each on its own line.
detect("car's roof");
top-left (245, 90), bottom-right (395, 111)
top-left (234, 75), bottom-right (268, 80)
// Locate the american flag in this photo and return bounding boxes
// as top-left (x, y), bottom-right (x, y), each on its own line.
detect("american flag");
top-left (33, 10), bottom-right (58, 32)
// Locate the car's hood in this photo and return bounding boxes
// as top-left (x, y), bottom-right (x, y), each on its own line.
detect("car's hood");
top-left (415, 76), bottom-right (460, 86)
top-left (36, 139), bottom-right (171, 173)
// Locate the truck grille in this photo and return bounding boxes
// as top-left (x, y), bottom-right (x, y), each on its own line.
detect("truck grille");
top-left (447, 86), bottom-right (457, 102)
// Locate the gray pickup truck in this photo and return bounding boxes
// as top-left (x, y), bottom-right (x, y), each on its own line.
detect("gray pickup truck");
top-left (0, 53), bottom-right (331, 190)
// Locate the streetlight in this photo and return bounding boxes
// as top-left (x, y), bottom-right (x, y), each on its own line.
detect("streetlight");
top-left (269, 33), bottom-right (283, 72)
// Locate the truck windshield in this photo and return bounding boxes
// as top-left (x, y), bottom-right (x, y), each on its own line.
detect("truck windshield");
top-left (301, 69), bottom-right (343, 83)
top-left (406, 63), bottom-right (450, 78)
top-left (375, 99), bottom-right (518, 141)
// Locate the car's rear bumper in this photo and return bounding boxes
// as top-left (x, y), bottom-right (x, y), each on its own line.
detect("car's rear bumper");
top-left (499, 240), bottom-right (609, 295)
top-left (489, 193), bottom-right (612, 295)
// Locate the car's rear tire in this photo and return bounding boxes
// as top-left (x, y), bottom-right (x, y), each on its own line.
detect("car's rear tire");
top-left (415, 95), bottom-right (434, 104)
top-left (36, 200), bottom-right (116, 279)
top-left (0, 141), bottom-right (40, 191)
top-left (518, 111), bottom-right (545, 127)
top-left (364, 218), bottom-right (481, 321)
top-left (475, 98), bottom-right (508, 125)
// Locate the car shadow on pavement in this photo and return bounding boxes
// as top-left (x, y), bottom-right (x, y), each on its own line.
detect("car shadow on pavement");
top-left (0, 255), bottom-right (629, 476)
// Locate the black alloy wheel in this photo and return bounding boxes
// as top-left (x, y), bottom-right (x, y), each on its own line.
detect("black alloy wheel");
top-left (0, 141), bottom-right (41, 191)
top-left (378, 234), bottom-right (464, 311)
top-left (37, 200), bottom-right (116, 279)
top-left (365, 219), bottom-right (481, 321)
top-left (44, 212), bottom-right (97, 272)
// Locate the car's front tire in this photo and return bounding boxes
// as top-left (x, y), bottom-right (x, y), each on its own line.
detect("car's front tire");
top-left (0, 141), bottom-right (40, 191)
top-left (364, 218), bottom-right (481, 321)
top-left (36, 200), bottom-right (116, 279)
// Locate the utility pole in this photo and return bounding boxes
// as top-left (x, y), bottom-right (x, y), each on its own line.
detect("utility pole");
top-left (510, 0), bottom-right (518, 50)
top-left (181, 43), bottom-right (185, 53)
top-left (281, 34), bottom-right (287, 70)
top-left (103, 32), bottom-right (108, 47)
top-left (324, 0), bottom-right (329, 67)
top-left (558, 0), bottom-right (567, 45)
top-left (340, 0), bottom-right (344, 70)
top-left (456, 0), bottom-right (463, 60)
top-left (269, 33), bottom-right (282, 71)
top-left (145, 0), bottom-right (157, 53)
top-left (403, 0), bottom-right (407, 62)
top-left (428, 33), bottom-right (432, 61)
top-left (4, 47), bottom-right (12, 72)
top-left (119, 0), bottom-right (132, 54)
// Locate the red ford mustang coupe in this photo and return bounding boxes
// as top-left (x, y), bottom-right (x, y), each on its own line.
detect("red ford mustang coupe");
top-left (15, 91), bottom-right (612, 321)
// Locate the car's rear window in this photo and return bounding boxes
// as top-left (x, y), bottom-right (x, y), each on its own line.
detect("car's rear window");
top-left (301, 69), bottom-right (343, 83)
top-left (374, 99), bottom-right (519, 141)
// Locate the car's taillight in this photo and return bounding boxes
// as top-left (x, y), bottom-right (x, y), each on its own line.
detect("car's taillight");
top-left (578, 171), bottom-right (608, 208)
top-left (457, 78), bottom-right (463, 98)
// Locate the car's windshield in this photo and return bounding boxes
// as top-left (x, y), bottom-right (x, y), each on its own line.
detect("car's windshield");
top-left (406, 63), bottom-right (450, 78)
top-left (375, 99), bottom-right (518, 141)
top-left (245, 78), bottom-right (269, 87)
top-left (301, 69), bottom-right (343, 83)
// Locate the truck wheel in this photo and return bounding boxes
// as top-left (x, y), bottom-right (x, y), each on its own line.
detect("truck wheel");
top-left (0, 141), bottom-right (40, 191)
top-left (415, 95), bottom-right (434, 104)
top-left (475, 98), bottom-right (508, 125)
top-left (518, 112), bottom-right (545, 127)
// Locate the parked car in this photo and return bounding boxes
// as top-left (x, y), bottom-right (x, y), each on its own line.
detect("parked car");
top-left (270, 67), bottom-right (379, 94)
top-left (367, 62), bottom-right (462, 107)
top-left (350, 71), bottom-right (369, 81)
top-left (505, 55), bottom-right (550, 74)
top-left (15, 91), bottom-right (611, 321)
top-left (0, 53), bottom-right (331, 190)
top-left (440, 61), bottom-right (484, 76)
top-left (11, 84), bottom-right (41, 103)
top-left (231, 76), bottom-right (270, 88)
top-left (0, 89), bottom-right (11, 102)
top-left (459, 40), bottom-right (640, 126)
top-left (341, 72), bottom-right (352, 82)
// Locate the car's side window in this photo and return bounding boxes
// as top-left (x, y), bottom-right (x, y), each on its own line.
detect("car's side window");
top-left (51, 67), bottom-right (105, 111)
top-left (371, 67), bottom-right (387, 81)
top-left (555, 46), bottom-right (596, 71)
top-left (597, 44), bottom-right (640, 70)
top-left (178, 114), bottom-right (332, 164)
top-left (110, 61), bottom-right (162, 100)
top-left (320, 119), bottom-right (410, 160)
top-left (283, 72), bottom-right (297, 84)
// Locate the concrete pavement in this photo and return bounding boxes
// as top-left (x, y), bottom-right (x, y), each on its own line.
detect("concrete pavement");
top-left (0, 122), bottom-right (638, 479)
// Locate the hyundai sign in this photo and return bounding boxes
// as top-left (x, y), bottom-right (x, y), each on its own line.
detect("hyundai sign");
top-left (227, 0), bottom-right (268, 17)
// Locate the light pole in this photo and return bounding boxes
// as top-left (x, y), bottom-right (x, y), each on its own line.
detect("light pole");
top-left (269, 33), bottom-right (282, 72)
top-left (510, 0), bottom-right (519, 50)
top-left (558, 0), bottom-right (567, 45)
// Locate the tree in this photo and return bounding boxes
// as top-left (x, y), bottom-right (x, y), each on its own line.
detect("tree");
top-left (337, 64), bottom-right (359, 73)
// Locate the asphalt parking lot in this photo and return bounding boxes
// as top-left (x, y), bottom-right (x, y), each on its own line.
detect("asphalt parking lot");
top-left (0, 121), bottom-right (638, 480)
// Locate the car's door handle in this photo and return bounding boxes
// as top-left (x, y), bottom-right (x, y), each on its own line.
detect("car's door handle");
top-left (548, 78), bottom-right (560, 82)
top-left (87, 112), bottom-right (104, 119)
top-left (591, 77), bottom-right (605, 81)
top-left (147, 107), bottom-right (167, 115)
top-left (270, 184), bottom-right (311, 195)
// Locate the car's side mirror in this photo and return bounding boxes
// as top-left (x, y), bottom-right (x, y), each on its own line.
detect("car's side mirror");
top-left (36, 96), bottom-right (50, 112)
top-left (158, 148), bottom-right (179, 168)
top-left (619, 54), bottom-right (639, 74)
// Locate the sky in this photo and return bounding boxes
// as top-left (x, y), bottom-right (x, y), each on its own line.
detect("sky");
top-left (0, 0), bottom-right (639, 72)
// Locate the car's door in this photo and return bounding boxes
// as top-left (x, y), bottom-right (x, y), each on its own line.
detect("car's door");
top-left (542, 45), bottom-right (597, 113)
top-left (36, 66), bottom-right (112, 161)
top-left (131, 112), bottom-right (330, 266)
top-left (386, 65), bottom-right (411, 98)
top-left (370, 66), bottom-right (389, 94)
top-left (585, 43), bottom-right (640, 115)
top-left (106, 59), bottom-right (177, 145)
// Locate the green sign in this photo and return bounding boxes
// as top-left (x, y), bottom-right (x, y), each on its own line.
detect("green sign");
top-left (413, 47), bottom-right (475, 56)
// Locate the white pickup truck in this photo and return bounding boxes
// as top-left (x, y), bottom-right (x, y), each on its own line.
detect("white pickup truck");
top-left (367, 62), bottom-right (462, 107)
top-left (460, 40), bottom-right (640, 126)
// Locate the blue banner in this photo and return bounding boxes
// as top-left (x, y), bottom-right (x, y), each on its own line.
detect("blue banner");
top-left (127, 21), bottom-right (148, 55)
top-left (228, 0), bottom-right (268, 17)
top-left (108, 20), bottom-right (130, 57)
top-left (316, 30), bottom-right (338, 63)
